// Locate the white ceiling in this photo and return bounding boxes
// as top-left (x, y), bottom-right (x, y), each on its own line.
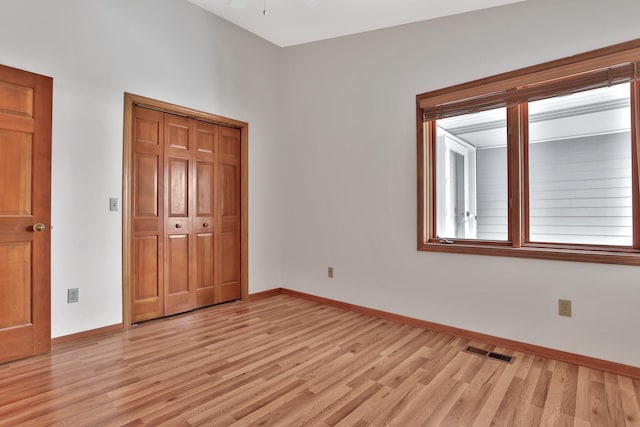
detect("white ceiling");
top-left (187, 0), bottom-right (527, 47)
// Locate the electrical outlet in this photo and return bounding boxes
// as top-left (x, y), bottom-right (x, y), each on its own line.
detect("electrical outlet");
top-left (328, 267), bottom-right (334, 278)
top-left (67, 288), bottom-right (79, 304)
top-left (558, 299), bottom-right (571, 317)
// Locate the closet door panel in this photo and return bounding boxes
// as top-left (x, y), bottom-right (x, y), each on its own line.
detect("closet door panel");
top-left (195, 232), bottom-right (215, 307)
top-left (220, 227), bottom-right (241, 302)
top-left (164, 233), bottom-right (191, 315)
top-left (131, 107), bottom-right (164, 322)
top-left (163, 114), bottom-right (195, 316)
top-left (196, 124), bottom-right (215, 155)
top-left (197, 161), bottom-right (214, 216)
top-left (167, 158), bottom-right (188, 217)
top-left (217, 127), bottom-right (241, 303)
top-left (134, 154), bottom-right (159, 218)
top-left (221, 165), bottom-right (240, 216)
top-left (194, 121), bottom-right (216, 307)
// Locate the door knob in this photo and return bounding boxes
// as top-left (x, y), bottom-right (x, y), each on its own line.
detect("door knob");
top-left (175, 223), bottom-right (182, 229)
top-left (203, 222), bottom-right (209, 228)
top-left (33, 223), bottom-right (46, 232)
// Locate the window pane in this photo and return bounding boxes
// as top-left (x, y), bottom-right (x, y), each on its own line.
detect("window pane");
top-left (436, 107), bottom-right (508, 240)
top-left (528, 83), bottom-right (632, 246)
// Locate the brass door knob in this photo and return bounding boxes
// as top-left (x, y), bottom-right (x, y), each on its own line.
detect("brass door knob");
top-left (33, 223), bottom-right (46, 232)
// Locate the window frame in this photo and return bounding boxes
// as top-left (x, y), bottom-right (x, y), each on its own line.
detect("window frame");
top-left (417, 39), bottom-right (640, 265)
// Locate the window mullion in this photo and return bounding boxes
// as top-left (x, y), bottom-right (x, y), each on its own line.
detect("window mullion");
top-left (520, 103), bottom-right (530, 246)
top-left (507, 104), bottom-right (525, 248)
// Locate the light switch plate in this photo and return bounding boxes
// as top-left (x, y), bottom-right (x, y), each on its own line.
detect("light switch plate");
top-left (109, 197), bottom-right (120, 212)
top-left (68, 288), bottom-right (79, 303)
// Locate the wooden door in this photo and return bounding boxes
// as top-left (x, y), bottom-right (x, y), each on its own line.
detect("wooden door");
top-left (131, 106), bottom-right (164, 322)
top-left (193, 121), bottom-right (217, 308)
top-left (217, 126), bottom-right (241, 303)
top-left (163, 114), bottom-right (195, 315)
top-left (129, 105), bottom-right (242, 322)
top-left (0, 65), bottom-right (52, 363)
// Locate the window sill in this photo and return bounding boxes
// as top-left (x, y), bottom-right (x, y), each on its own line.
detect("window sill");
top-left (419, 241), bottom-right (640, 266)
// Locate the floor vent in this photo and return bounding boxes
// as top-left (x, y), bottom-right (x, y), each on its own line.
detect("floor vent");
top-left (463, 346), bottom-right (489, 357)
top-left (463, 346), bottom-right (514, 364)
top-left (487, 352), bottom-right (514, 363)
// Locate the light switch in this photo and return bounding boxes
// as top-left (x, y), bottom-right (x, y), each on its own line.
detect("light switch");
top-left (109, 197), bottom-right (120, 212)
top-left (67, 288), bottom-right (79, 303)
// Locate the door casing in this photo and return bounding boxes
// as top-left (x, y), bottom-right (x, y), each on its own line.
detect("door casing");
top-left (122, 93), bottom-right (248, 328)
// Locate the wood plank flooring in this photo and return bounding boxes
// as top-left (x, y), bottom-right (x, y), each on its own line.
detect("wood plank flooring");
top-left (0, 294), bottom-right (639, 426)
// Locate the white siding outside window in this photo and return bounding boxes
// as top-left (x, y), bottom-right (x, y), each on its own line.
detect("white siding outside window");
top-left (528, 132), bottom-right (632, 245)
top-left (475, 132), bottom-right (632, 245)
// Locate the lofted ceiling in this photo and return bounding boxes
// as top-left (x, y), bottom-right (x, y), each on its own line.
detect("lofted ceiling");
top-left (187, 0), bottom-right (527, 47)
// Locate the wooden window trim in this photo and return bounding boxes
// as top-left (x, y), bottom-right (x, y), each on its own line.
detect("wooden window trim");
top-left (418, 40), bottom-right (640, 110)
top-left (417, 38), bottom-right (640, 266)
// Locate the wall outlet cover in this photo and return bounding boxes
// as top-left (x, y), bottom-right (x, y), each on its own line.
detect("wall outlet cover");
top-left (558, 299), bottom-right (572, 317)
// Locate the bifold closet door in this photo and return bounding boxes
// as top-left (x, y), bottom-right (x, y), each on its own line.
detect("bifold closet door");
top-left (163, 114), bottom-right (195, 316)
top-left (217, 126), bottom-right (241, 303)
top-left (131, 106), bottom-right (165, 322)
top-left (131, 106), bottom-right (241, 322)
top-left (193, 121), bottom-right (216, 308)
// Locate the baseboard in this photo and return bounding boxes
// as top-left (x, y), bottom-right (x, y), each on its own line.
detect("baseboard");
top-left (279, 288), bottom-right (640, 380)
top-left (248, 288), bottom-right (283, 300)
top-left (51, 323), bottom-right (124, 346)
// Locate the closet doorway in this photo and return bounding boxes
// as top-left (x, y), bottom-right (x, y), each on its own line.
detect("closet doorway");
top-left (122, 94), bottom-right (248, 325)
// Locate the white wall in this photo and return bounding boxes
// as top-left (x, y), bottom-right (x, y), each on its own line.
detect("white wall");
top-left (280, 0), bottom-right (640, 366)
top-left (0, 0), bottom-right (285, 337)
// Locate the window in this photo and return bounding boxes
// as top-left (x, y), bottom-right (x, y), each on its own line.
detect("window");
top-left (528, 84), bottom-right (632, 246)
top-left (417, 39), bottom-right (640, 265)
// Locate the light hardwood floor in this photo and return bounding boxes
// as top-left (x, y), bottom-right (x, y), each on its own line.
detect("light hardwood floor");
top-left (1, 294), bottom-right (639, 426)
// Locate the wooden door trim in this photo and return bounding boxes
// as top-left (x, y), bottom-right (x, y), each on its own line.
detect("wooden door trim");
top-left (51, 323), bottom-right (123, 345)
top-left (122, 93), bottom-right (249, 328)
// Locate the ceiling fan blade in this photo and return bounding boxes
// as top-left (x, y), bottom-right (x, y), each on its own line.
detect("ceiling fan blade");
top-left (303, 0), bottom-right (320, 8)
top-left (229, 0), bottom-right (249, 8)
